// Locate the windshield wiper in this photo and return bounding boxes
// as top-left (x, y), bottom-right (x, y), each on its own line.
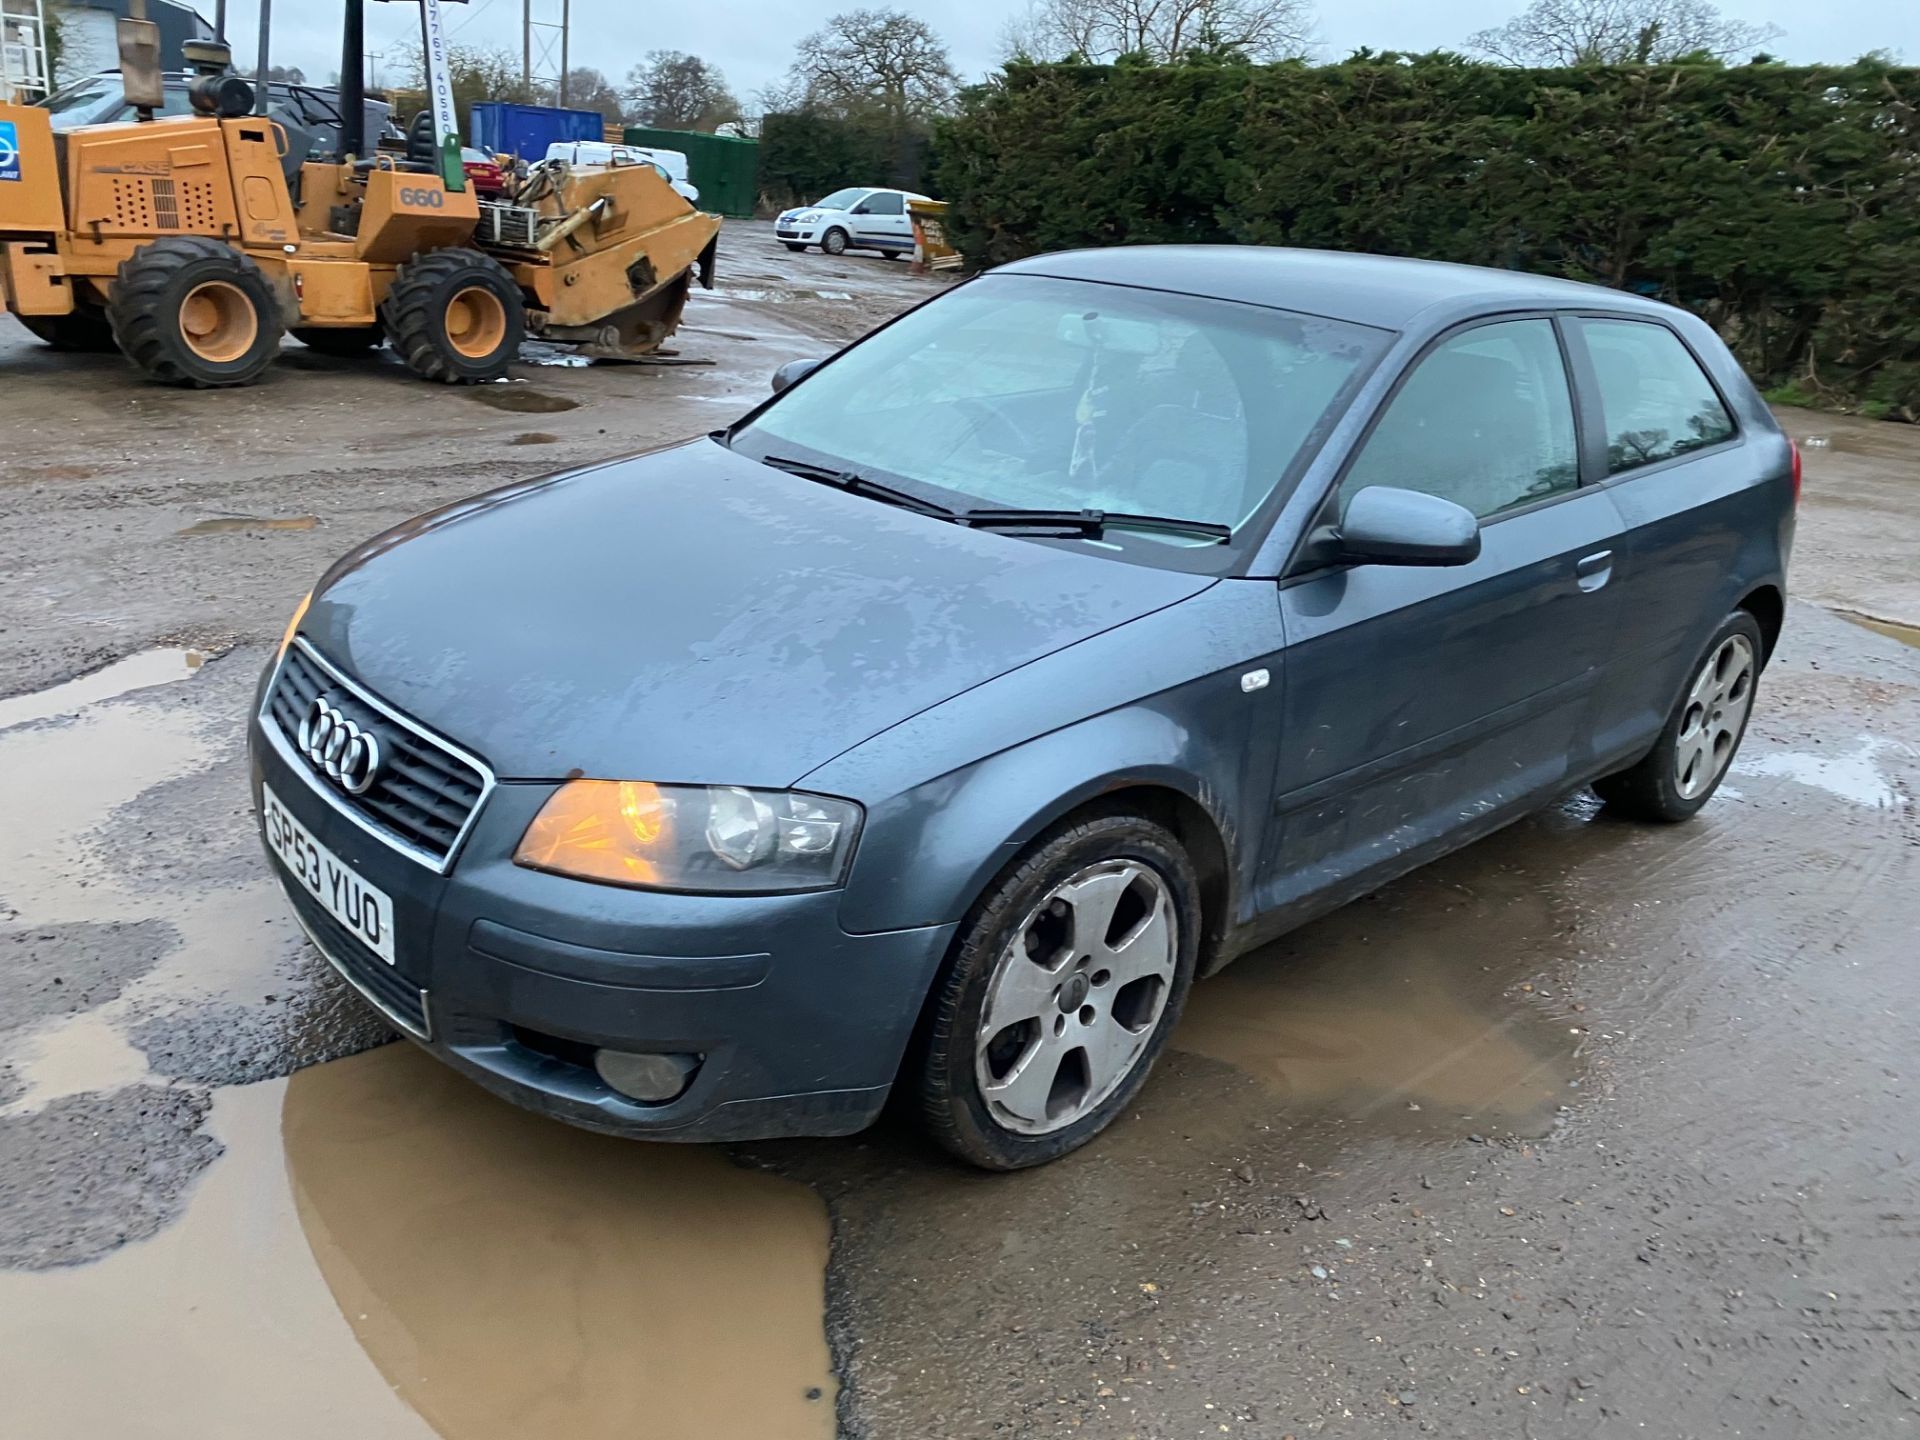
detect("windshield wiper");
top-left (958, 508), bottom-right (1232, 543)
top-left (756, 454), bottom-right (958, 520)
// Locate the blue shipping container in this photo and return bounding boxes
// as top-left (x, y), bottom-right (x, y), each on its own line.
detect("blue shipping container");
top-left (469, 102), bottom-right (604, 161)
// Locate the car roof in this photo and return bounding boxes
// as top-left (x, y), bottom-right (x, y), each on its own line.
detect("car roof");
top-left (996, 245), bottom-right (1670, 331)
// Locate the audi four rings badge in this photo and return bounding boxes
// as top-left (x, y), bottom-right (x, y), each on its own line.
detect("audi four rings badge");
top-left (298, 696), bottom-right (383, 795)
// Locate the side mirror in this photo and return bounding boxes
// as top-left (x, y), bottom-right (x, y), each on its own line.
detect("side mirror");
top-left (851, 204), bottom-right (871, 215)
top-left (771, 357), bottom-right (825, 394)
top-left (1335, 486), bottom-right (1481, 567)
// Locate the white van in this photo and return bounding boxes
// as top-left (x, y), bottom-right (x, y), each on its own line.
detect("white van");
top-left (541, 141), bottom-right (700, 206)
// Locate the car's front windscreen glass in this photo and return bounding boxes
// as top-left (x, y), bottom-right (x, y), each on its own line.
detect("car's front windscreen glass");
top-left (729, 273), bottom-right (1389, 568)
top-left (814, 188), bottom-right (866, 211)
top-left (41, 81), bottom-right (120, 127)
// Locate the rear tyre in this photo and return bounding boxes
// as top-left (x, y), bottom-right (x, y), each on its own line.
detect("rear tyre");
top-left (883, 250), bottom-right (906, 262)
top-left (18, 307), bottom-right (119, 353)
top-left (1595, 610), bottom-right (1764, 823)
top-left (108, 237), bottom-right (282, 387)
top-left (381, 248), bottom-right (524, 384)
top-left (293, 324), bottom-right (384, 357)
top-left (914, 811), bottom-right (1201, 1170)
top-left (782, 242), bottom-right (807, 253)
top-left (821, 227), bottom-right (849, 256)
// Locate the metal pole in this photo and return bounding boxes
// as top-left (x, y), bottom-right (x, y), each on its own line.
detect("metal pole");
top-left (254, 0), bottom-right (271, 112)
top-left (214, 0), bottom-right (226, 43)
top-left (339, 0), bottom-right (364, 159)
top-left (558, 0), bottom-right (569, 106)
top-left (522, 0), bottom-right (531, 93)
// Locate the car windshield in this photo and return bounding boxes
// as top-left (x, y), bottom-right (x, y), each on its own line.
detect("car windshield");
top-left (814, 188), bottom-right (867, 211)
top-left (729, 273), bottom-right (1389, 568)
top-left (40, 79), bottom-right (121, 128)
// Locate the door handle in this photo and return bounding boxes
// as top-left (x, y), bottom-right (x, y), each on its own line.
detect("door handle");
top-left (1576, 549), bottom-right (1614, 592)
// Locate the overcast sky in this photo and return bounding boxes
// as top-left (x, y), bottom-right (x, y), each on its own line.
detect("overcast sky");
top-left (209, 0), bottom-right (1914, 101)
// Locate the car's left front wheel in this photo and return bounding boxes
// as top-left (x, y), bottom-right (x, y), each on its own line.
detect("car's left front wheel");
top-left (914, 811), bottom-right (1201, 1170)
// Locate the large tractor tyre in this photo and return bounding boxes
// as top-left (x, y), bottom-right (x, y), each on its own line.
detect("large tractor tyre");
top-left (293, 325), bottom-right (385, 357)
top-left (18, 307), bottom-right (119, 353)
top-left (381, 249), bottom-right (524, 384)
top-left (108, 237), bottom-right (283, 388)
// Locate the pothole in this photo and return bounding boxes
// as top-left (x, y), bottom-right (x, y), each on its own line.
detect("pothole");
top-left (0, 648), bottom-right (208, 732)
top-left (468, 388), bottom-right (581, 414)
top-left (177, 516), bottom-right (318, 537)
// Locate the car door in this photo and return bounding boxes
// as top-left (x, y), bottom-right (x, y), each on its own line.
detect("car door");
top-left (1260, 315), bottom-right (1627, 918)
top-left (852, 190), bottom-right (909, 251)
top-left (1564, 315), bottom-right (1767, 769)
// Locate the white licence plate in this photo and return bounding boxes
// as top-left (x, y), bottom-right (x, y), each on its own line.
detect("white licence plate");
top-left (261, 781), bottom-right (398, 965)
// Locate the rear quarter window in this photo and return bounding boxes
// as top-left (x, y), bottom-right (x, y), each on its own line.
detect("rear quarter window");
top-left (1580, 319), bottom-right (1735, 475)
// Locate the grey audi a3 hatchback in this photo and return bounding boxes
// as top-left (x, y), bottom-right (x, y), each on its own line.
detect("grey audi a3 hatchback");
top-left (251, 247), bottom-right (1795, 1169)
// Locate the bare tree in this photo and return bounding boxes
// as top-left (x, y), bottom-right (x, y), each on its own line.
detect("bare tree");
top-left (1469, 0), bottom-right (1781, 65)
top-left (559, 67), bottom-right (623, 123)
top-left (1005, 0), bottom-right (1314, 63)
top-left (784, 8), bottom-right (958, 121)
top-left (624, 51), bottom-right (742, 131)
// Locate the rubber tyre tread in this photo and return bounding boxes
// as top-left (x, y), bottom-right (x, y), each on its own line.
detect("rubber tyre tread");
top-left (380, 248), bottom-right (524, 384)
top-left (1594, 609), bottom-right (1766, 823)
top-left (914, 810), bottom-right (1201, 1170)
top-left (107, 236), bottom-right (282, 387)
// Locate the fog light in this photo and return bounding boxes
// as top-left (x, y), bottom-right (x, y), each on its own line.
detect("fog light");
top-left (593, 1048), bottom-right (699, 1103)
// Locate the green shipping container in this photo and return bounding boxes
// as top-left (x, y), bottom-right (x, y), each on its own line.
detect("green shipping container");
top-left (621, 127), bottom-right (760, 218)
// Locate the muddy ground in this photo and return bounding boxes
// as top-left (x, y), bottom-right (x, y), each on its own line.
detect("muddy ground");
top-left (2, 224), bottom-right (1918, 1438)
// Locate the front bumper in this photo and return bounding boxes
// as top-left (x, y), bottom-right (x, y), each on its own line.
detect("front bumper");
top-left (775, 224), bottom-right (821, 244)
top-left (250, 705), bottom-right (955, 1142)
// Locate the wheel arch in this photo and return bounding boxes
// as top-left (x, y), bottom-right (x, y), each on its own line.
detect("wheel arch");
top-left (1737, 583), bottom-right (1785, 663)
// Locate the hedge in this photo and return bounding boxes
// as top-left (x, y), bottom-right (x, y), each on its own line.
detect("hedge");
top-left (758, 112), bottom-right (934, 211)
top-left (935, 56), bottom-right (1919, 419)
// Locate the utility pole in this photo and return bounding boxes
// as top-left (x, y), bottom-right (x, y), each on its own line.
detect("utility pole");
top-left (522, 0), bottom-right (530, 92)
top-left (557, 0), bottom-right (568, 105)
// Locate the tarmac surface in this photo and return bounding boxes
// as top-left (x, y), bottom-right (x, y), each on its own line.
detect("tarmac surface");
top-left (2, 224), bottom-right (1917, 1437)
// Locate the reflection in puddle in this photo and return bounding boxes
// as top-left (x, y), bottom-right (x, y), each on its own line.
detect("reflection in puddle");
top-left (177, 515), bottom-right (318, 536)
top-left (1733, 734), bottom-right (1908, 809)
top-left (1177, 871), bottom-right (1577, 1138)
top-left (468, 387), bottom-right (582, 414)
top-left (0, 1048), bottom-right (838, 1438)
top-left (286, 1044), bottom-right (838, 1440)
top-left (1838, 609), bottom-right (1920, 649)
top-left (0, 647), bottom-right (203, 730)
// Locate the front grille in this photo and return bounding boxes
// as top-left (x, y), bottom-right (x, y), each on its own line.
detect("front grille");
top-left (265, 640), bottom-right (491, 871)
top-left (285, 881), bottom-right (430, 1038)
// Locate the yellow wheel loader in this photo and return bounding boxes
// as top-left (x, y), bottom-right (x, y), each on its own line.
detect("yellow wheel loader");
top-left (0, 3), bottom-right (720, 388)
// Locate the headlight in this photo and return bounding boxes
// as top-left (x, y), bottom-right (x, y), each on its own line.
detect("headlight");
top-left (514, 780), bottom-right (862, 894)
top-left (278, 590), bottom-right (312, 659)
top-left (795, 210), bottom-right (820, 223)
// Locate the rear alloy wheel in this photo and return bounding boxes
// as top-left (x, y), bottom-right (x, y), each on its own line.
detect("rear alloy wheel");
top-left (916, 812), bottom-right (1200, 1169)
top-left (821, 227), bottom-right (849, 256)
top-left (18, 307), bottom-right (119, 353)
top-left (381, 248), bottom-right (525, 384)
top-left (1596, 611), bottom-right (1764, 822)
top-left (108, 237), bottom-right (283, 387)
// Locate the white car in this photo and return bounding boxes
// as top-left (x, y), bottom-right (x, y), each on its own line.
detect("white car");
top-left (542, 140), bottom-right (700, 206)
top-left (775, 187), bottom-right (928, 258)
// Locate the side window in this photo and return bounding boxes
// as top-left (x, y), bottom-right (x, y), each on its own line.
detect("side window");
top-left (1580, 319), bottom-right (1734, 474)
top-left (863, 191), bottom-right (905, 216)
top-left (1340, 318), bottom-right (1578, 520)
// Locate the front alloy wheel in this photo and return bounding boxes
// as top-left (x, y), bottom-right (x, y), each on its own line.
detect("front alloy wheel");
top-left (915, 811), bottom-right (1200, 1169)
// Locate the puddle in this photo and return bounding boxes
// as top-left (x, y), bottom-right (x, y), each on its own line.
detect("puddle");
top-left (518, 340), bottom-right (595, 368)
top-left (468, 388), bottom-right (582, 414)
top-left (0, 648), bottom-right (204, 731)
top-left (178, 515), bottom-right (318, 536)
top-left (718, 287), bottom-right (855, 303)
top-left (1733, 735), bottom-right (1908, 809)
top-left (506, 431), bottom-right (560, 445)
top-left (0, 1048), bottom-right (839, 1438)
top-left (1176, 867), bottom-right (1578, 1138)
top-left (1837, 609), bottom-right (1920, 648)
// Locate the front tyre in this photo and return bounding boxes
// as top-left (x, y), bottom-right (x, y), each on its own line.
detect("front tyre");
top-left (381, 248), bottom-right (524, 384)
top-left (782, 242), bottom-right (808, 253)
top-left (820, 227), bottom-right (849, 256)
top-left (19, 307), bottom-right (119, 353)
top-left (915, 812), bottom-right (1201, 1170)
top-left (1596, 610), bottom-right (1764, 823)
top-left (108, 237), bottom-right (283, 387)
